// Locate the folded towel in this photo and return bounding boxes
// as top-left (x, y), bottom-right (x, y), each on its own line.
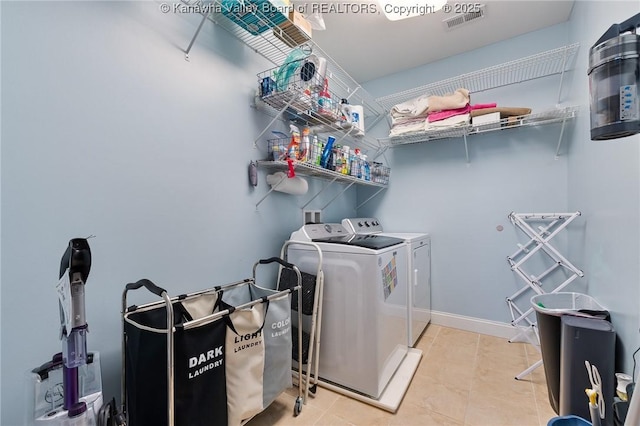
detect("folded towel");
top-left (427, 88), bottom-right (470, 113)
top-left (428, 105), bottom-right (470, 123)
top-left (389, 114), bottom-right (472, 137)
top-left (389, 118), bottom-right (428, 137)
top-left (428, 102), bottom-right (498, 123)
top-left (425, 113), bottom-right (470, 129)
top-left (390, 94), bottom-right (430, 123)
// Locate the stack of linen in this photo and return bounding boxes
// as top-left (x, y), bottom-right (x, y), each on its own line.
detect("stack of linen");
top-left (388, 88), bottom-right (498, 137)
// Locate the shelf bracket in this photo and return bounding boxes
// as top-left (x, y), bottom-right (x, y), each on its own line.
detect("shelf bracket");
top-left (184, 11), bottom-right (210, 61)
top-left (253, 96), bottom-right (296, 148)
top-left (556, 47), bottom-right (569, 105)
top-left (254, 173), bottom-right (287, 210)
top-left (320, 182), bottom-right (355, 211)
top-left (463, 133), bottom-right (470, 164)
top-left (301, 177), bottom-right (338, 209)
top-left (554, 117), bottom-right (568, 159)
top-left (371, 145), bottom-right (389, 161)
top-left (355, 187), bottom-right (386, 210)
top-left (345, 85), bottom-right (362, 103)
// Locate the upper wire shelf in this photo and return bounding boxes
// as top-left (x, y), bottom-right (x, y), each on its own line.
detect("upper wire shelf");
top-left (376, 43), bottom-right (580, 111)
top-left (380, 105), bottom-right (579, 146)
top-left (180, 0), bottom-right (385, 119)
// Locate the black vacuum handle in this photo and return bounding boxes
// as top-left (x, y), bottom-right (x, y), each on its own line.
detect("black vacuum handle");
top-left (59, 238), bottom-right (91, 282)
top-left (594, 12), bottom-right (640, 46)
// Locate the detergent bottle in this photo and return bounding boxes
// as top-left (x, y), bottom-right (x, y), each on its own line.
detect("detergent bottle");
top-left (351, 105), bottom-right (365, 136)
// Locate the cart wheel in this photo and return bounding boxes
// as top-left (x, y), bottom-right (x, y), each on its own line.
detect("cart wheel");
top-left (294, 397), bottom-right (303, 416)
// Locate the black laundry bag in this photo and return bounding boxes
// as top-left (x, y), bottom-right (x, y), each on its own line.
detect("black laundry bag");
top-left (124, 300), bottom-right (228, 426)
top-left (278, 268), bottom-right (316, 362)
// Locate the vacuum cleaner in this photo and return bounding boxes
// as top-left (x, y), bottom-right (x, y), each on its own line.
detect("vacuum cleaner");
top-left (588, 12), bottom-right (640, 140)
top-left (26, 238), bottom-right (125, 426)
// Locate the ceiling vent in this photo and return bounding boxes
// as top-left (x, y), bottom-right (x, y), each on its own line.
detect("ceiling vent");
top-left (442, 4), bottom-right (487, 30)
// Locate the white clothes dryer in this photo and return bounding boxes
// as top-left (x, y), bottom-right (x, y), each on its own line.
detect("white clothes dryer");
top-left (287, 223), bottom-right (409, 399)
top-left (342, 218), bottom-right (431, 347)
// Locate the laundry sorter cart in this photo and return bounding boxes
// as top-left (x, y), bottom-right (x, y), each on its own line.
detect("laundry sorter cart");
top-left (277, 240), bottom-right (324, 404)
top-left (121, 257), bottom-right (303, 426)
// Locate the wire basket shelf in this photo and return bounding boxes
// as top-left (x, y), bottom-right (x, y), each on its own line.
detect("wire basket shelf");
top-left (382, 105), bottom-right (579, 146)
top-left (376, 43), bottom-right (580, 111)
top-left (180, 0), bottom-right (385, 119)
top-left (265, 137), bottom-right (390, 186)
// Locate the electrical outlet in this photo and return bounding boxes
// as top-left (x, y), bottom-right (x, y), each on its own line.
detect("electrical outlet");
top-left (303, 210), bottom-right (321, 225)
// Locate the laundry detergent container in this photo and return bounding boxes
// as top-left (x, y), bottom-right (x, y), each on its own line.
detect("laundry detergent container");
top-left (531, 293), bottom-right (609, 414)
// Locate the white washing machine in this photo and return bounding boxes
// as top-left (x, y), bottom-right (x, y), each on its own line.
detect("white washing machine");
top-left (342, 218), bottom-right (431, 347)
top-left (288, 223), bottom-right (409, 399)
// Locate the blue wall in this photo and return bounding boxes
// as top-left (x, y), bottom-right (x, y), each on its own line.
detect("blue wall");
top-left (361, 23), bottom-right (574, 322)
top-left (360, 1), bottom-right (640, 376)
top-left (3, 1), bottom-right (640, 424)
top-left (565, 1), bottom-right (640, 375)
top-left (0, 2), bottom-right (356, 424)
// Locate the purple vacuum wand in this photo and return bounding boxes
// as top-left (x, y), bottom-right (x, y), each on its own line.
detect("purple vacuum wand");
top-left (58, 238), bottom-right (91, 416)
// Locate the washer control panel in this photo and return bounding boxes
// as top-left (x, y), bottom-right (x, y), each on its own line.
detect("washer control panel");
top-left (341, 218), bottom-right (384, 234)
top-left (291, 223), bottom-right (349, 241)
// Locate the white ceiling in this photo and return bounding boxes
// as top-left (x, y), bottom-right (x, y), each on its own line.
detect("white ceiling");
top-left (304, 1), bottom-right (575, 82)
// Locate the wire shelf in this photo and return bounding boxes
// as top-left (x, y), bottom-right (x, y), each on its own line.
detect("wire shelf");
top-left (257, 160), bottom-right (389, 187)
top-left (381, 105), bottom-right (579, 146)
top-left (181, 0), bottom-right (385, 119)
top-left (254, 72), bottom-right (384, 155)
top-left (376, 43), bottom-right (580, 111)
top-left (265, 137), bottom-right (390, 184)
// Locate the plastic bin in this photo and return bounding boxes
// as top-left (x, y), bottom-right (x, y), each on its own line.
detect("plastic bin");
top-left (547, 414), bottom-right (592, 426)
top-left (531, 293), bottom-right (609, 415)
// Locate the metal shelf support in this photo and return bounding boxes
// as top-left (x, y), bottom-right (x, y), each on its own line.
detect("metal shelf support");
top-left (355, 187), bottom-right (386, 210)
top-left (320, 182), bottom-right (355, 211)
top-left (555, 117), bottom-right (568, 159)
top-left (185, 11), bottom-right (209, 61)
top-left (302, 178), bottom-right (338, 209)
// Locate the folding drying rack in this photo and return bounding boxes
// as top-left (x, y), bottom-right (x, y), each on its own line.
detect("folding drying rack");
top-left (505, 211), bottom-right (584, 379)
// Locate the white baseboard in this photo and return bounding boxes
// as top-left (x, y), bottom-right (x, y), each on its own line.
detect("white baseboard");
top-left (430, 310), bottom-right (518, 340)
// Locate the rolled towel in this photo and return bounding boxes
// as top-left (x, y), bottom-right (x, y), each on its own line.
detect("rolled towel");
top-left (390, 94), bottom-right (430, 122)
top-left (427, 88), bottom-right (470, 113)
top-left (266, 171), bottom-right (308, 195)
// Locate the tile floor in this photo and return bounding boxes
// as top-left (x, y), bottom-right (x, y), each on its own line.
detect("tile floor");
top-left (248, 324), bottom-right (558, 426)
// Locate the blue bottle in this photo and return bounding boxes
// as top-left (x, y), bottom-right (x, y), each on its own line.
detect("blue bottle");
top-left (363, 155), bottom-right (371, 181)
top-left (320, 136), bottom-right (336, 169)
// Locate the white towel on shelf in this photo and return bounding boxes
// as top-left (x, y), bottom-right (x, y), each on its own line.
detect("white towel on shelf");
top-left (390, 94), bottom-right (430, 125)
top-left (389, 113), bottom-right (471, 138)
top-left (389, 118), bottom-right (428, 137)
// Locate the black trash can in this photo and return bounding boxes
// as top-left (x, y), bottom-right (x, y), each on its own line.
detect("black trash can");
top-left (531, 292), bottom-right (609, 415)
top-left (560, 315), bottom-right (615, 426)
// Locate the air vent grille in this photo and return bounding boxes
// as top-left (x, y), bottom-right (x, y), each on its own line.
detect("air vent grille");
top-left (443, 4), bottom-right (486, 30)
